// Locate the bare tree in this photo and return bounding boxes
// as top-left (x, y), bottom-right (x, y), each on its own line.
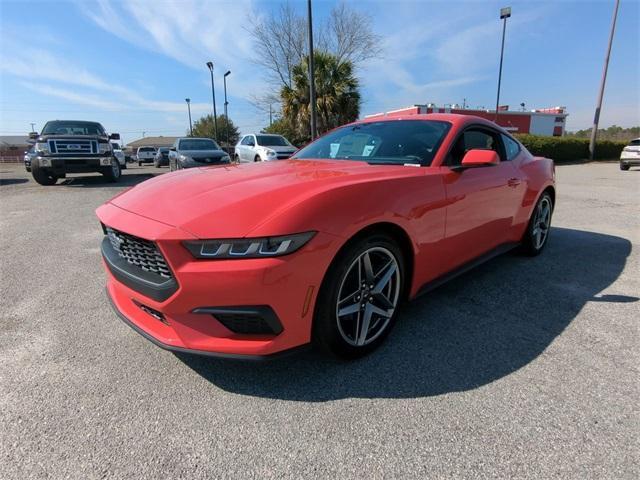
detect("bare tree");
top-left (249, 1), bottom-right (382, 91)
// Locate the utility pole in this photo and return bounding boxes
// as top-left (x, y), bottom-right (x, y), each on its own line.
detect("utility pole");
top-left (589, 0), bottom-right (620, 160)
top-left (223, 70), bottom-right (231, 149)
top-left (307, 0), bottom-right (318, 140)
top-left (142, 131), bottom-right (146, 138)
top-left (185, 98), bottom-right (193, 136)
top-left (495, 6), bottom-right (511, 123)
top-left (206, 61), bottom-right (219, 140)
top-left (30, 123), bottom-right (35, 133)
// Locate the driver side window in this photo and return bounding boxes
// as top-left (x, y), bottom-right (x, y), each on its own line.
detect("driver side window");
top-left (448, 128), bottom-right (501, 166)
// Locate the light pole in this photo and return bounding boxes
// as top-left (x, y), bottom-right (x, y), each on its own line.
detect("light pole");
top-left (223, 70), bottom-right (231, 150)
top-left (307, 0), bottom-right (318, 140)
top-left (185, 98), bottom-right (193, 136)
top-left (30, 123), bottom-right (36, 133)
top-left (589, 0), bottom-right (620, 160)
top-left (495, 6), bottom-right (511, 123)
top-left (206, 61), bottom-right (218, 140)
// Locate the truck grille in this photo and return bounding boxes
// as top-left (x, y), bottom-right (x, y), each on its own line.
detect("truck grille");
top-left (50, 139), bottom-right (97, 154)
top-left (105, 227), bottom-right (172, 279)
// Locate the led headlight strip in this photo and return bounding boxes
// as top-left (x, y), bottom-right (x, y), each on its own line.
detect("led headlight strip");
top-left (183, 231), bottom-right (316, 259)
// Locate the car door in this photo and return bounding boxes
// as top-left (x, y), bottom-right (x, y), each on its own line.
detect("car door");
top-left (239, 136), bottom-right (251, 162)
top-left (440, 126), bottom-right (523, 269)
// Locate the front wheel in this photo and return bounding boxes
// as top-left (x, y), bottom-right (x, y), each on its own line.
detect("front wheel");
top-left (254, 155), bottom-right (261, 162)
top-left (521, 192), bottom-right (553, 256)
top-left (102, 159), bottom-right (121, 182)
top-left (32, 166), bottom-right (58, 186)
top-left (620, 163), bottom-right (630, 171)
top-left (313, 234), bottom-right (405, 359)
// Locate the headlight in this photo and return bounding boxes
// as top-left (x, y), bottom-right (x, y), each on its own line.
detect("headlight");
top-left (179, 154), bottom-right (192, 162)
top-left (99, 143), bottom-right (112, 153)
top-left (265, 149), bottom-right (277, 157)
top-left (35, 142), bottom-right (50, 154)
top-left (183, 231), bottom-right (316, 259)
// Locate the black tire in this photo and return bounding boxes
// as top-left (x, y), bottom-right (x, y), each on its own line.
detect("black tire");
top-left (138, 161), bottom-right (142, 166)
top-left (32, 166), bottom-right (58, 186)
top-left (154, 160), bottom-right (160, 168)
top-left (254, 155), bottom-right (261, 162)
top-left (312, 233), bottom-right (405, 359)
top-left (102, 159), bottom-right (121, 183)
top-left (234, 154), bottom-right (240, 163)
top-left (121, 162), bottom-right (127, 170)
top-left (521, 192), bottom-right (553, 256)
top-left (620, 163), bottom-right (630, 171)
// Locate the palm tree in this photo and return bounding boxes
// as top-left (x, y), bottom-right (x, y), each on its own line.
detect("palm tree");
top-left (281, 51), bottom-right (360, 142)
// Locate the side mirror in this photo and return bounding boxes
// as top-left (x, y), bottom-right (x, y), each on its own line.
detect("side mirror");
top-left (29, 132), bottom-right (39, 139)
top-left (109, 133), bottom-right (120, 140)
top-left (458, 149), bottom-right (500, 169)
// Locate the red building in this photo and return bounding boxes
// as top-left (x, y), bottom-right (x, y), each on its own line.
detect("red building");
top-left (366, 104), bottom-right (568, 136)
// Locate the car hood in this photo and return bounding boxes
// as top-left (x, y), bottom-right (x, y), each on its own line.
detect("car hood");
top-left (108, 159), bottom-right (421, 238)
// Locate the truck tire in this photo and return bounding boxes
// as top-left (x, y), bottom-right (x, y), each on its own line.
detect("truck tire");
top-left (102, 159), bottom-right (121, 183)
top-left (32, 166), bottom-right (58, 186)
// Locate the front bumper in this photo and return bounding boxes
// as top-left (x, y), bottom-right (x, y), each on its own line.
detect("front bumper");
top-left (36, 155), bottom-right (115, 174)
top-left (97, 203), bottom-right (340, 357)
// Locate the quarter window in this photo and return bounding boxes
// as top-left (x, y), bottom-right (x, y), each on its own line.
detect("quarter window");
top-left (501, 134), bottom-right (521, 161)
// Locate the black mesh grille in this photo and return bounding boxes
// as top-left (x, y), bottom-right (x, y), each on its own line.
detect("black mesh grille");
top-left (214, 312), bottom-right (275, 334)
top-left (105, 227), bottom-right (172, 279)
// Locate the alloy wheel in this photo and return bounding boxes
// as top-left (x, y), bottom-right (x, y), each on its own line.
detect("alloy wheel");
top-left (532, 196), bottom-right (551, 249)
top-left (335, 247), bottom-right (401, 346)
top-left (111, 160), bottom-right (120, 178)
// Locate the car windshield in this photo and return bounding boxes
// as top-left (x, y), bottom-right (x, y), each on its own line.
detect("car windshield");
top-left (139, 147), bottom-right (155, 152)
top-left (42, 121), bottom-right (106, 136)
top-left (257, 135), bottom-right (290, 146)
top-left (158, 147), bottom-right (169, 152)
top-left (179, 139), bottom-right (220, 150)
top-left (293, 120), bottom-right (451, 166)
top-left (629, 139), bottom-right (640, 146)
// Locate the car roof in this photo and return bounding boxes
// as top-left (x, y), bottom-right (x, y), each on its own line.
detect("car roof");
top-left (177, 137), bottom-right (215, 141)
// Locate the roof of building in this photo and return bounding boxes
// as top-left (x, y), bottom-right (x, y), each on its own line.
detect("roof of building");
top-left (126, 136), bottom-right (179, 148)
top-left (0, 135), bottom-right (30, 147)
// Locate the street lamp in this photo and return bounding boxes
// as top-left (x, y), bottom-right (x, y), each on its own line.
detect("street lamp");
top-left (223, 70), bottom-right (231, 150)
top-left (495, 6), bottom-right (511, 123)
top-left (185, 98), bottom-right (193, 136)
top-left (206, 61), bottom-right (218, 140)
top-left (307, 0), bottom-right (318, 140)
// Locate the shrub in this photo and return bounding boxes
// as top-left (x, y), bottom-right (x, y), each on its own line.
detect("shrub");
top-left (514, 134), bottom-right (627, 163)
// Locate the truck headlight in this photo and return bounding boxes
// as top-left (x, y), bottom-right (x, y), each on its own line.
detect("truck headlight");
top-left (100, 158), bottom-right (113, 166)
top-left (98, 143), bottom-right (112, 154)
top-left (35, 142), bottom-right (50, 154)
top-left (183, 232), bottom-right (316, 259)
top-left (39, 158), bottom-right (52, 167)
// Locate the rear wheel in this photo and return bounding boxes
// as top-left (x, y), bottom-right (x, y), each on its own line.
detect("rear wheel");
top-left (102, 158), bottom-right (121, 182)
top-left (138, 161), bottom-right (142, 166)
top-left (521, 192), bottom-right (553, 256)
top-left (234, 154), bottom-right (240, 163)
top-left (620, 163), bottom-right (630, 171)
top-left (313, 234), bottom-right (404, 359)
top-left (32, 166), bottom-right (58, 186)
top-left (254, 155), bottom-right (261, 162)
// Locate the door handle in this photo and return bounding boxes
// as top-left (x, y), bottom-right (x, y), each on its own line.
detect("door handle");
top-left (508, 178), bottom-right (521, 187)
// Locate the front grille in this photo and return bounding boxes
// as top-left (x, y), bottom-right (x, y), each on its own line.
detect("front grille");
top-left (105, 227), bottom-right (172, 279)
top-left (277, 153), bottom-right (292, 159)
top-left (51, 139), bottom-right (97, 154)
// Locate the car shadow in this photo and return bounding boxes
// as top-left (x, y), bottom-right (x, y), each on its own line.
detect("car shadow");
top-left (0, 178), bottom-right (29, 186)
top-left (58, 172), bottom-right (156, 188)
top-left (175, 227), bottom-right (634, 401)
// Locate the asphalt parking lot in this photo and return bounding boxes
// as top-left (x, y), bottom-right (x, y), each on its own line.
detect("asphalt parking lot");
top-left (1, 162), bottom-right (638, 479)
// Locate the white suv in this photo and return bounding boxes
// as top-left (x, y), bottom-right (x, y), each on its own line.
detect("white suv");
top-left (620, 138), bottom-right (640, 171)
top-left (234, 134), bottom-right (297, 162)
top-left (136, 146), bottom-right (157, 166)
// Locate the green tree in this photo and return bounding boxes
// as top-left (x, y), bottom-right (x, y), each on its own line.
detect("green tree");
top-left (281, 51), bottom-right (360, 143)
top-left (190, 114), bottom-right (240, 148)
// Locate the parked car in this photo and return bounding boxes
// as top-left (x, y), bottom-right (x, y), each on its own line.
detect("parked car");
top-left (24, 146), bottom-right (37, 172)
top-left (111, 143), bottom-right (126, 169)
top-left (136, 146), bottom-right (157, 166)
top-left (154, 147), bottom-right (170, 168)
top-left (234, 133), bottom-right (297, 162)
top-left (619, 138), bottom-right (640, 170)
top-left (168, 137), bottom-right (230, 171)
top-left (97, 114), bottom-right (555, 360)
top-left (28, 120), bottom-right (121, 185)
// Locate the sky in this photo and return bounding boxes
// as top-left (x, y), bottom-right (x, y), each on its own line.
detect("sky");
top-left (0, 0), bottom-right (638, 145)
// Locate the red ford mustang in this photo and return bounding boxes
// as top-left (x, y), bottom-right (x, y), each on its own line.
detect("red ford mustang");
top-left (97, 114), bottom-right (555, 359)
